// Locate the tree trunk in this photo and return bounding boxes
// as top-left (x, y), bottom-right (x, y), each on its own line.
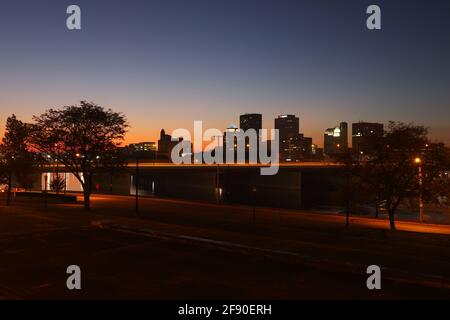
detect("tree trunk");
top-left (388, 209), bottom-right (396, 231)
top-left (83, 189), bottom-right (91, 211)
top-left (6, 173), bottom-right (12, 206)
top-left (83, 176), bottom-right (92, 211)
top-left (374, 196), bottom-right (379, 218)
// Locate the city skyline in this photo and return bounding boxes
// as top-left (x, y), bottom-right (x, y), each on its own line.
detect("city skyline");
top-left (114, 115), bottom-right (439, 150)
top-left (1, 0), bottom-right (450, 145)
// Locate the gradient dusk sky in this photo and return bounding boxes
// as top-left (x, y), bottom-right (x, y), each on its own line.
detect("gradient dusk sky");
top-left (1, 0), bottom-right (450, 146)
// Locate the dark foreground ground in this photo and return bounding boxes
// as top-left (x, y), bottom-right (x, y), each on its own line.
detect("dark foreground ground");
top-left (0, 194), bottom-right (450, 299)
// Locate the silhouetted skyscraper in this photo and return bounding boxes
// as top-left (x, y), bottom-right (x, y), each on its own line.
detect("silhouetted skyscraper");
top-left (275, 114), bottom-right (299, 139)
top-left (158, 129), bottom-right (182, 159)
top-left (222, 124), bottom-right (242, 163)
top-left (240, 113), bottom-right (262, 132)
top-left (275, 115), bottom-right (312, 162)
top-left (239, 114), bottom-right (262, 162)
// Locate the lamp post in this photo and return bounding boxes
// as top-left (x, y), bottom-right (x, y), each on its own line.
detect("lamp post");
top-left (44, 174), bottom-right (48, 208)
top-left (414, 157), bottom-right (424, 222)
top-left (215, 135), bottom-right (222, 204)
top-left (135, 155), bottom-right (140, 214)
top-left (252, 186), bottom-right (257, 224)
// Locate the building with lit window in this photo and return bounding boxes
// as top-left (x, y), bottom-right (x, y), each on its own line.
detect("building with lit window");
top-left (128, 142), bottom-right (156, 152)
top-left (324, 122), bottom-right (348, 156)
top-left (352, 122), bottom-right (384, 155)
top-left (223, 124), bottom-right (242, 162)
top-left (239, 114), bottom-right (262, 161)
top-left (275, 115), bottom-right (313, 162)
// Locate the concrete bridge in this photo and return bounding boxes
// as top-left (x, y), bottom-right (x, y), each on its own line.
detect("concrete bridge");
top-left (37, 162), bottom-right (346, 210)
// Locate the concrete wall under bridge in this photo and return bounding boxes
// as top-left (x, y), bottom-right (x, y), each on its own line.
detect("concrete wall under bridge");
top-left (36, 164), bottom-right (346, 210)
top-left (128, 164), bottom-right (346, 210)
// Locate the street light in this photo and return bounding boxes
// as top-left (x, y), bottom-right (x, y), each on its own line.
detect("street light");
top-left (135, 155), bottom-right (140, 214)
top-left (414, 157), bottom-right (424, 222)
top-left (214, 135), bottom-right (222, 204)
top-left (252, 186), bottom-right (257, 224)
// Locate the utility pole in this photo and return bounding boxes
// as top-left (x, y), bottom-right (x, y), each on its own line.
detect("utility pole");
top-left (109, 170), bottom-right (113, 195)
top-left (216, 163), bottom-right (220, 204)
top-left (135, 156), bottom-right (139, 214)
top-left (252, 186), bottom-right (257, 224)
top-left (215, 135), bottom-right (222, 204)
top-left (44, 174), bottom-right (48, 208)
top-left (414, 157), bottom-right (424, 222)
top-left (55, 159), bottom-right (60, 194)
top-left (418, 163), bottom-right (424, 222)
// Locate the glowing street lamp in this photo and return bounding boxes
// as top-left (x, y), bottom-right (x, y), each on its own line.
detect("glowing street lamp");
top-left (414, 157), bottom-right (424, 222)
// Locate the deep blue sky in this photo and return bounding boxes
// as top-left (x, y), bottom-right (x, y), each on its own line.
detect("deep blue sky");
top-left (1, 0), bottom-right (449, 145)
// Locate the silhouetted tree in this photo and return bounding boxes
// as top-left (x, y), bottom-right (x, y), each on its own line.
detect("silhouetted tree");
top-left (0, 115), bottom-right (35, 205)
top-left (421, 143), bottom-right (450, 205)
top-left (29, 101), bottom-right (128, 210)
top-left (361, 122), bottom-right (450, 230)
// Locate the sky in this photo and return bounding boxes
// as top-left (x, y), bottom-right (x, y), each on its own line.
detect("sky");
top-left (1, 0), bottom-right (450, 146)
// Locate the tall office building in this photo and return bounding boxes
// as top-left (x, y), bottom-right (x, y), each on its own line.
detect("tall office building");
top-left (324, 122), bottom-right (348, 156)
top-left (240, 113), bottom-right (262, 132)
top-left (222, 124), bottom-right (242, 162)
top-left (352, 122), bottom-right (384, 154)
top-left (275, 114), bottom-right (299, 139)
top-left (275, 115), bottom-right (312, 162)
top-left (239, 114), bottom-right (262, 161)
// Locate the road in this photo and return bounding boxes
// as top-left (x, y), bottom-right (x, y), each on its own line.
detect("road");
top-left (0, 194), bottom-right (450, 299)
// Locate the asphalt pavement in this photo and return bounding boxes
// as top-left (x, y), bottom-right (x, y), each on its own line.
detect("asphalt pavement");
top-left (1, 194), bottom-right (450, 299)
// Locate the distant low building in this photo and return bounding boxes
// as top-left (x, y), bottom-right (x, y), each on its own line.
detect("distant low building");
top-left (123, 142), bottom-right (157, 160)
top-left (128, 142), bottom-right (156, 152)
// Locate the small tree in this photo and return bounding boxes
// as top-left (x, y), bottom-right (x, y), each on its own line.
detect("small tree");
top-left (29, 101), bottom-right (128, 210)
top-left (50, 175), bottom-right (66, 194)
top-left (0, 115), bottom-right (35, 205)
